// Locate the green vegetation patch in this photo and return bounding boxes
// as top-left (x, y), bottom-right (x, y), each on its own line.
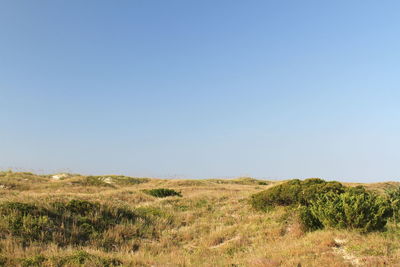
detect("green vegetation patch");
top-left (69, 176), bottom-right (149, 188)
top-left (70, 176), bottom-right (116, 187)
top-left (386, 186), bottom-right (400, 227)
top-left (0, 199), bottom-right (155, 246)
top-left (302, 187), bottom-right (392, 232)
top-left (143, 188), bottom-right (182, 198)
top-left (250, 179), bottom-right (394, 233)
top-left (107, 176), bottom-right (149, 186)
top-left (250, 178), bottom-right (344, 211)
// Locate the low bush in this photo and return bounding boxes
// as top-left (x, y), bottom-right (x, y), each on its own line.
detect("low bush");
top-left (250, 179), bottom-right (302, 211)
top-left (143, 188), bottom-right (182, 198)
top-left (303, 189), bottom-right (392, 232)
top-left (251, 179), bottom-right (392, 233)
top-left (299, 206), bottom-right (323, 231)
top-left (250, 178), bottom-right (344, 211)
top-left (386, 186), bottom-right (400, 227)
top-left (299, 179), bottom-right (345, 205)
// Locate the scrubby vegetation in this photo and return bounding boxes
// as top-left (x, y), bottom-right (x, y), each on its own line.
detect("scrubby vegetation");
top-left (0, 171), bottom-right (398, 266)
top-left (0, 199), bottom-right (158, 247)
top-left (304, 189), bottom-right (391, 232)
top-left (251, 179), bottom-right (395, 233)
top-left (70, 176), bottom-right (149, 188)
top-left (0, 171), bottom-right (49, 190)
top-left (71, 176), bottom-right (116, 188)
top-left (386, 185), bottom-right (400, 228)
top-left (143, 188), bottom-right (182, 198)
top-left (250, 178), bottom-right (345, 211)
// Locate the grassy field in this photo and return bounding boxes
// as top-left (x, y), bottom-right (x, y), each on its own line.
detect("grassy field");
top-left (0, 171), bottom-right (399, 266)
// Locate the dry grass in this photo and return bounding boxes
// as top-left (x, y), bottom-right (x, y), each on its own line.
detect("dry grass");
top-left (0, 171), bottom-right (399, 266)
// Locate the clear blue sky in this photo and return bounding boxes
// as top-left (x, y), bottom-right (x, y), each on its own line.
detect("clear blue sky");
top-left (1, 1), bottom-right (399, 182)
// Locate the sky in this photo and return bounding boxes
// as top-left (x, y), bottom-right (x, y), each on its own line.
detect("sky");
top-left (1, 1), bottom-right (400, 182)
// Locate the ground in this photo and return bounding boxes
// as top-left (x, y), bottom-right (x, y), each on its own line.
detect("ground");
top-left (0, 171), bottom-right (399, 266)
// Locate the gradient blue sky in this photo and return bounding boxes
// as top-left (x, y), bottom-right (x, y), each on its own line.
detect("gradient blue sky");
top-left (1, 1), bottom-right (399, 181)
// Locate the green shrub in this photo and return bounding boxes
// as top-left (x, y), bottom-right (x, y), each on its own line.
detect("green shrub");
top-left (250, 180), bottom-right (302, 211)
top-left (299, 206), bottom-right (323, 231)
top-left (143, 188), bottom-right (182, 198)
top-left (251, 179), bottom-right (392, 233)
top-left (299, 179), bottom-right (345, 205)
top-left (386, 186), bottom-right (400, 227)
top-left (250, 178), bottom-right (345, 211)
top-left (304, 189), bottom-right (392, 232)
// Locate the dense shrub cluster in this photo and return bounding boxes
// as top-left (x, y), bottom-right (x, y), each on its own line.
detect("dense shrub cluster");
top-left (302, 188), bottom-right (392, 232)
top-left (250, 178), bottom-right (345, 211)
top-left (143, 188), bottom-right (182, 198)
top-left (0, 199), bottom-right (154, 246)
top-left (386, 186), bottom-right (400, 227)
top-left (251, 179), bottom-right (393, 232)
